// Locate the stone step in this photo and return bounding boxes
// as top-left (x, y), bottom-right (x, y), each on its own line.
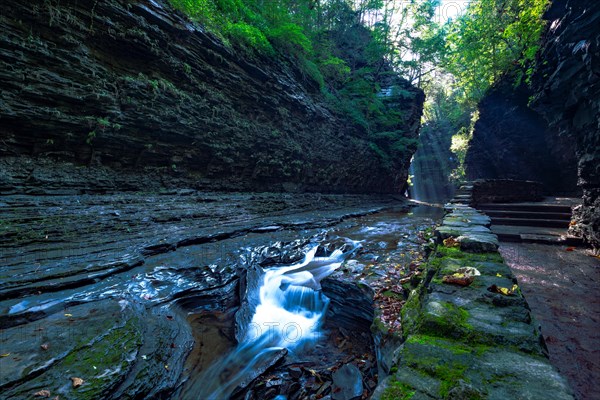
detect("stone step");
top-left (490, 217), bottom-right (570, 228)
top-left (490, 225), bottom-right (583, 245)
top-left (484, 210), bottom-right (572, 221)
top-left (520, 233), bottom-right (584, 246)
top-left (449, 198), bottom-right (471, 204)
top-left (477, 203), bottom-right (573, 213)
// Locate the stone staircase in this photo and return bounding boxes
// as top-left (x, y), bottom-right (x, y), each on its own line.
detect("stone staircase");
top-left (449, 183), bottom-right (473, 204)
top-left (478, 200), bottom-right (582, 245)
top-left (448, 183), bottom-right (582, 246)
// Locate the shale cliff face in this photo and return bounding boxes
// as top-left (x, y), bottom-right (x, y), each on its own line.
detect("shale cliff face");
top-left (465, 80), bottom-right (578, 195)
top-left (531, 0), bottom-right (600, 251)
top-left (0, 0), bottom-right (424, 194)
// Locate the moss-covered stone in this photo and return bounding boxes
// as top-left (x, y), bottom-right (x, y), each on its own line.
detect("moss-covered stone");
top-left (378, 205), bottom-right (573, 399)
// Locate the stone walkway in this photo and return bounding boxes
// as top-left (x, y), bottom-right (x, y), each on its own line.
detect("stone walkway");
top-left (499, 243), bottom-right (600, 400)
top-left (373, 204), bottom-right (574, 399)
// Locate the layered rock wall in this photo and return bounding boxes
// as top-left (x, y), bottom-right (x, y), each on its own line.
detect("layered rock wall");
top-left (465, 80), bottom-right (578, 195)
top-left (0, 0), bottom-right (423, 194)
top-left (531, 0), bottom-right (600, 251)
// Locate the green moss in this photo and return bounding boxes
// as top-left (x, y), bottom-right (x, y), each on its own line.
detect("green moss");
top-left (407, 335), bottom-right (469, 355)
top-left (400, 339), bottom-right (481, 399)
top-left (435, 246), bottom-right (503, 263)
top-left (415, 300), bottom-right (474, 340)
top-left (381, 379), bottom-right (416, 400)
top-left (400, 287), bottom-right (425, 337)
top-left (59, 317), bottom-right (142, 399)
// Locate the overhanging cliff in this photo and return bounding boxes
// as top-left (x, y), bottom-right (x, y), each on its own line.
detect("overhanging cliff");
top-left (0, 0), bottom-right (424, 194)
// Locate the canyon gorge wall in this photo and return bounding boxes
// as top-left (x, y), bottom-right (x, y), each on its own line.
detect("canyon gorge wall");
top-left (531, 0), bottom-right (600, 251)
top-left (0, 0), bottom-right (424, 195)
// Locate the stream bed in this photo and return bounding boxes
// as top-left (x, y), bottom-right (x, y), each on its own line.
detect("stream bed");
top-left (0, 193), bottom-right (442, 399)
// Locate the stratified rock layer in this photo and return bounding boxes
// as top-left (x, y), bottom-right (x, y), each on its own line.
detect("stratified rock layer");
top-left (0, 0), bottom-right (423, 195)
top-left (531, 0), bottom-right (600, 252)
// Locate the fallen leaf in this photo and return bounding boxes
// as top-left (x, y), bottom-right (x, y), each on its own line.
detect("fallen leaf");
top-left (565, 247), bottom-right (575, 252)
top-left (71, 377), bottom-right (84, 388)
top-left (0, 353), bottom-right (10, 357)
top-left (64, 313), bottom-right (73, 317)
top-left (442, 273), bottom-right (474, 286)
top-left (41, 344), bottom-right (49, 351)
top-left (569, 220), bottom-right (577, 226)
top-left (443, 237), bottom-right (460, 248)
top-left (34, 390), bottom-right (51, 397)
top-left (488, 284), bottom-right (518, 296)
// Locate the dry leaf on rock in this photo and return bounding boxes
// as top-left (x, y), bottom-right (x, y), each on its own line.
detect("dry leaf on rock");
top-left (488, 284), bottom-right (518, 296)
top-left (443, 237), bottom-right (461, 248)
top-left (41, 344), bottom-right (49, 350)
top-left (442, 273), bottom-right (474, 286)
top-left (34, 390), bottom-right (51, 397)
top-left (71, 377), bottom-right (84, 388)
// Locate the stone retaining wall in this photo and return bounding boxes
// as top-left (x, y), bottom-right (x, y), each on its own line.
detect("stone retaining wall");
top-left (372, 204), bottom-right (573, 399)
top-left (471, 179), bottom-right (544, 204)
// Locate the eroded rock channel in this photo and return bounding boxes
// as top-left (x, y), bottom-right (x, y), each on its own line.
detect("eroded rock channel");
top-left (0, 193), bottom-right (440, 399)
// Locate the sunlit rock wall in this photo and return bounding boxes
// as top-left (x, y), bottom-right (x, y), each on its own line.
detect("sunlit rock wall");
top-left (0, 0), bottom-right (423, 194)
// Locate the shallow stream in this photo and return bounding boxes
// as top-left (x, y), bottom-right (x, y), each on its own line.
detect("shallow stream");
top-left (0, 195), bottom-right (442, 400)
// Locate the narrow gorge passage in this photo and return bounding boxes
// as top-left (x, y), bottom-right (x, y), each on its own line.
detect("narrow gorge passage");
top-left (1, 0), bottom-right (598, 398)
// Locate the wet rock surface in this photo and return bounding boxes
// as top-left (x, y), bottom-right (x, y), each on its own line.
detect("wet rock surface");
top-left (222, 206), bottom-right (441, 400)
top-left (435, 204), bottom-right (498, 253)
top-left (0, 193), bottom-right (442, 399)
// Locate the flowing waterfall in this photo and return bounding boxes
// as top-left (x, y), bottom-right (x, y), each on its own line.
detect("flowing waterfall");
top-left (183, 241), bottom-right (359, 399)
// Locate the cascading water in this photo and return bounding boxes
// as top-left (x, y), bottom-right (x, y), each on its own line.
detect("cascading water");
top-left (181, 240), bottom-right (359, 399)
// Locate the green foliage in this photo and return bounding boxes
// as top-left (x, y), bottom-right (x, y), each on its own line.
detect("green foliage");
top-left (299, 58), bottom-right (325, 88)
top-left (442, 0), bottom-right (550, 106)
top-left (449, 110), bottom-right (478, 183)
top-left (168, 0), bottom-right (424, 172)
top-left (319, 56), bottom-right (351, 85)
top-left (225, 21), bottom-right (273, 53)
top-left (268, 23), bottom-right (312, 55)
